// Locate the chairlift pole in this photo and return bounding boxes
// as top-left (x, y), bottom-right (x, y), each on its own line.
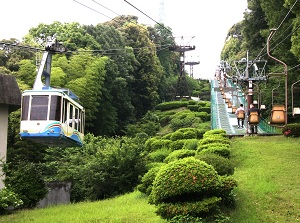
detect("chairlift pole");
top-left (267, 29), bottom-right (288, 125)
top-left (246, 50), bottom-right (253, 110)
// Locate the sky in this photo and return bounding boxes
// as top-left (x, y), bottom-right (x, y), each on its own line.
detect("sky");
top-left (0, 0), bottom-right (247, 79)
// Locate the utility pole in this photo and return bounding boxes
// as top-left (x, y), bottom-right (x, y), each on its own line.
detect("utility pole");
top-left (169, 45), bottom-right (195, 99)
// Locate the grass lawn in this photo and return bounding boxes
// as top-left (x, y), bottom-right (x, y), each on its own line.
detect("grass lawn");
top-left (1, 135), bottom-right (300, 223)
top-left (0, 191), bottom-right (166, 223)
top-left (229, 135), bottom-right (300, 223)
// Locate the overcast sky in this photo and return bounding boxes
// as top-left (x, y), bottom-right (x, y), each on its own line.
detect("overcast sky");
top-left (0, 0), bottom-right (247, 79)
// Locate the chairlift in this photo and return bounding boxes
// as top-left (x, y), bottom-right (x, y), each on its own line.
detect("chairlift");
top-left (232, 106), bottom-right (237, 114)
top-left (228, 101), bottom-right (232, 108)
top-left (267, 29), bottom-right (288, 127)
top-left (269, 78), bottom-right (286, 126)
top-left (291, 80), bottom-right (300, 116)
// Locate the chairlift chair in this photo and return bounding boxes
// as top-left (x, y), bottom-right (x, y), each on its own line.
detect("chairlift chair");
top-left (269, 78), bottom-right (286, 126)
top-left (291, 80), bottom-right (300, 116)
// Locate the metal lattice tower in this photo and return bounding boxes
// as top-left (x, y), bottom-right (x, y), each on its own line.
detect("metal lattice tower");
top-left (169, 45), bottom-right (196, 99)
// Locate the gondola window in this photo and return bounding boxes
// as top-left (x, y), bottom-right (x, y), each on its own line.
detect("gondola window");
top-left (49, 96), bottom-right (62, 121)
top-left (30, 96), bottom-right (49, 120)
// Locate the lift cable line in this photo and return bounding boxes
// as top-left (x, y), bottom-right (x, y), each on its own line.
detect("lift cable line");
top-left (123, 0), bottom-right (173, 35)
top-left (91, 0), bottom-right (120, 16)
top-left (73, 0), bottom-right (113, 20)
top-left (0, 41), bottom-right (172, 57)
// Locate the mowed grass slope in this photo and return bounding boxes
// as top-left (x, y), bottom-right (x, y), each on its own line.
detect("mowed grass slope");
top-left (0, 192), bottom-right (166, 223)
top-left (230, 135), bottom-right (300, 223)
top-left (1, 135), bottom-right (300, 223)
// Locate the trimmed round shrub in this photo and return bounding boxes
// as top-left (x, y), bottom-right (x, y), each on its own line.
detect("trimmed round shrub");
top-left (170, 131), bottom-right (184, 141)
top-left (156, 197), bottom-right (221, 220)
top-left (149, 157), bottom-right (237, 220)
top-left (198, 146), bottom-right (231, 158)
top-left (148, 148), bottom-right (172, 163)
top-left (196, 153), bottom-right (234, 175)
top-left (198, 137), bottom-right (230, 146)
top-left (150, 157), bottom-right (221, 204)
top-left (196, 111), bottom-right (210, 122)
top-left (198, 142), bottom-right (230, 150)
top-left (203, 129), bottom-right (227, 138)
top-left (137, 166), bottom-right (163, 195)
top-left (183, 130), bottom-right (197, 139)
top-left (145, 138), bottom-right (172, 152)
top-left (164, 149), bottom-right (196, 163)
top-left (183, 139), bottom-right (199, 150)
top-left (188, 100), bottom-right (197, 105)
top-left (176, 128), bottom-right (205, 139)
top-left (170, 140), bottom-right (186, 150)
top-left (198, 107), bottom-right (211, 114)
top-left (155, 101), bottom-right (188, 111)
top-left (187, 104), bottom-right (199, 111)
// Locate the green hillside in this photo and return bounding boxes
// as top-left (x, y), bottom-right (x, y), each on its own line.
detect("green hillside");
top-left (2, 135), bottom-right (300, 223)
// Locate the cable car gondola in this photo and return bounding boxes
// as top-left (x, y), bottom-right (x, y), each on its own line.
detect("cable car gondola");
top-left (19, 37), bottom-right (85, 147)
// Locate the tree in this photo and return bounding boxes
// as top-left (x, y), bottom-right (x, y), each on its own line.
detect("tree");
top-left (123, 23), bottom-right (164, 118)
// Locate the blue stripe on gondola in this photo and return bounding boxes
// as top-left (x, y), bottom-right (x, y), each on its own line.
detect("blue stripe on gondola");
top-left (20, 124), bottom-right (83, 147)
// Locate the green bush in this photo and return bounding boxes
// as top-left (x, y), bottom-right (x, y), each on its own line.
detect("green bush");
top-left (155, 101), bottom-right (188, 111)
top-left (148, 148), bottom-right (172, 163)
top-left (0, 187), bottom-right (23, 214)
top-left (176, 128), bottom-right (205, 139)
top-left (145, 138), bottom-right (172, 152)
top-left (188, 100), bottom-right (197, 105)
top-left (4, 161), bottom-right (47, 208)
top-left (164, 149), bottom-right (196, 163)
top-left (282, 123), bottom-right (300, 137)
top-left (47, 136), bottom-right (146, 202)
top-left (187, 104), bottom-right (199, 111)
top-left (183, 139), bottom-right (199, 150)
top-left (203, 129), bottom-right (227, 138)
top-left (196, 153), bottom-right (234, 176)
top-left (170, 111), bottom-right (203, 131)
top-left (197, 101), bottom-right (208, 107)
top-left (137, 166), bottom-right (163, 196)
top-left (149, 157), bottom-right (237, 220)
top-left (149, 157), bottom-right (221, 204)
top-left (169, 214), bottom-right (203, 223)
top-left (198, 146), bottom-right (231, 158)
top-left (150, 139), bottom-right (172, 151)
top-left (196, 111), bottom-right (210, 122)
top-left (156, 197), bottom-right (221, 220)
top-left (198, 137), bottom-right (230, 146)
top-left (198, 107), bottom-right (211, 114)
top-left (197, 142), bottom-right (230, 150)
top-left (170, 140), bottom-right (186, 150)
top-left (170, 131), bottom-right (184, 141)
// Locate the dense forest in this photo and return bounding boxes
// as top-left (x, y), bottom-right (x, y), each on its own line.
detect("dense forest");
top-left (2, 0), bottom-right (300, 221)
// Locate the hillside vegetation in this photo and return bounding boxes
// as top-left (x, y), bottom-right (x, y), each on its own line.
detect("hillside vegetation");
top-left (1, 135), bottom-right (300, 223)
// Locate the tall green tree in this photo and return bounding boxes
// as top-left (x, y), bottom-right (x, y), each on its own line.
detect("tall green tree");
top-left (123, 23), bottom-right (164, 118)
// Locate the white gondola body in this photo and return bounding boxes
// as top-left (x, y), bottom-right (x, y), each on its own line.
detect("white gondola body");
top-left (20, 89), bottom-right (85, 147)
